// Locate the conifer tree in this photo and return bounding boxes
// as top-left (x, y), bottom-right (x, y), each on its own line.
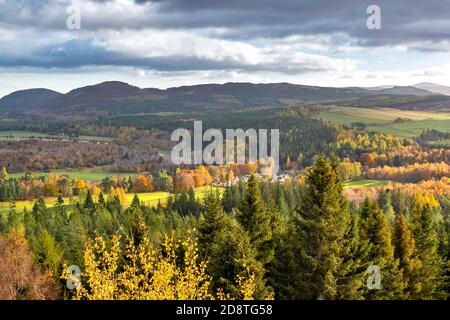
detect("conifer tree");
top-left (127, 176), bottom-right (134, 193)
top-left (411, 203), bottom-right (447, 299)
top-left (359, 199), bottom-right (403, 299)
top-left (130, 208), bottom-right (148, 246)
top-left (84, 190), bottom-right (95, 210)
top-left (56, 195), bottom-right (64, 207)
top-left (207, 216), bottom-right (271, 299)
top-left (98, 191), bottom-right (106, 207)
top-left (393, 213), bottom-right (422, 298)
top-left (198, 191), bottom-right (227, 257)
top-left (237, 174), bottom-right (274, 265)
top-left (131, 194), bottom-right (141, 209)
top-left (293, 156), bottom-right (357, 299)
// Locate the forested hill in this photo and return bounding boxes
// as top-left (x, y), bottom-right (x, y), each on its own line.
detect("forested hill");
top-left (0, 88), bottom-right (62, 113)
top-left (1, 81), bottom-right (450, 120)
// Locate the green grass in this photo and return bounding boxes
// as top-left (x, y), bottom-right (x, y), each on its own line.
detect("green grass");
top-left (108, 111), bottom-right (186, 118)
top-left (316, 107), bottom-right (450, 137)
top-left (427, 139), bottom-right (450, 147)
top-left (0, 196), bottom-right (74, 214)
top-left (0, 130), bottom-right (54, 139)
top-left (9, 170), bottom-right (141, 182)
top-left (0, 130), bottom-right (113, 142)
top-left (125, 192), bottom-right (170, 207)
top-left (343, 179), bottom-right (388, 189)
top-left (0, 186), bottom-right (225, 215)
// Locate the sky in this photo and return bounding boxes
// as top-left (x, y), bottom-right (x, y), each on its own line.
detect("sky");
top-left (1, 0), bottom-right (450, 97)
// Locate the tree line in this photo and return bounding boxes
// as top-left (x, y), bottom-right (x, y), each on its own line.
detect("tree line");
top-left (0, 156), bottom-right (448, 300)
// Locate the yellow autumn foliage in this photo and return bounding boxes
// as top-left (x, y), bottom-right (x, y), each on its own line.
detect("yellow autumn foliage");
top-left (63, 231), bottom-right (256, 300)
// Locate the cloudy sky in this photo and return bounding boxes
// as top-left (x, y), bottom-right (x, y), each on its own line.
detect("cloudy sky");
top-left (1, 0), bottom-right (450, 97)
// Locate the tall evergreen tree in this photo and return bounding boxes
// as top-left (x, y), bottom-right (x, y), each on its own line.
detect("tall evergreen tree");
top-left (359, 199), bottom-right (403, 299)
top-left (98, 191), bottom-right (106, 207)
top-left (411, 203), bottom-right (447, 299)
top-left (237, 174), bottom-right (274, 266)
top-left (393, 213), bottom-right (422, 299)
top-left (207, 216), bottom-right (270, 299)
top-left (293, 156), bottom-right (359, 299)
top-left (83, 190), bottom-right (95, 210)
top-left (198, 191), bottom-right (227, 257)
top-left (131, 194), bottom-right (141, 209)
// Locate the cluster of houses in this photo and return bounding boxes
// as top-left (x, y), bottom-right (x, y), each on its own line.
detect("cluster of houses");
top-left (212, 170), bottom-right (297, 187)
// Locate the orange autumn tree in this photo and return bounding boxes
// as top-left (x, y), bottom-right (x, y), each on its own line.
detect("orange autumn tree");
top-left (0, 226), bottom-right (59, 300)
top-left (133, 175), bottom-right (154, 193)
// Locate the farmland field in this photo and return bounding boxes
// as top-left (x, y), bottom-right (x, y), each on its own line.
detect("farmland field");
top-left (0, 130), bottom-right (54, 139)
top-left (8, 170), bottom-right (141, 182)
top-left (316, 107), bottom-right (450, 137)
top-left (0, 186), bottom-right (224, 215)
top-left (343, 179), bottom-right (388, 189)
top-left (0, 181), bottom-right (377, 215)
top-left (0, 130), bottom-right (113, 142)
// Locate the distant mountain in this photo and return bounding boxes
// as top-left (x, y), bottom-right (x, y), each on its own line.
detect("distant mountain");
top-left (364, 85), bottom-right (435, 96)
top-left (413, 82), bottom-right (450, 96)
top-left (0, 88), bottom-right (62, 112)
top-left (43, 81), bottom-right (145, 113)
top-left (1, 81), bottom-right (447, 119)
top-left (364, 85), bottom-right (395, 91)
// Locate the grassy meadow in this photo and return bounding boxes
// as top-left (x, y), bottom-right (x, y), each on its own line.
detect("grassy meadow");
top-left (0, 186), bottom-right (224, 215)
top-left (316, 106), bottom-right (450, 137)
top-left (0, 130), bottom-right (113, 142)
top-left (8, 170), bottom-right (141, 182)
top-left (343, 179), bottom-right (388, 189)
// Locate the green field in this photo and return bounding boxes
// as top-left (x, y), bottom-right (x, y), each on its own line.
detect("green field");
top-left (0, 130), bottom-right (113, 142)
top-left (316, 107), bottom-right (450, 137)
top-left (9, 170), bottom-right (141, 182)
top-left (0, 130), bottom-right (54, 139)
top-left (0, 186), bottom-right (224, 215)
top-left (343, 179), bottom-right (388, 189)
top-left (0, 180), bottom-right (377, 215)
top-left (427, 139), bottom-right (450, 147)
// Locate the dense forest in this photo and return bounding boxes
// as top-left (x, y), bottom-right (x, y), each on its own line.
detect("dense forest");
top-left (0, 157), bottom-right (448, 300)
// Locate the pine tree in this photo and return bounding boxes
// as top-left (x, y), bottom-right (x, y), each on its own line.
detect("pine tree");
top-left (32, 196), bottom-right (47, 223)
top-left (130, 208), bottom-right (148, 246)
top-left (221, 187), bottom-right (233, 213)
top-left (127, 176), bottom-right (134, 193)
top-left (410, 203), bottom-right (447, 299)
top-left (293, 156), bottom-right (356, 299)
top-left (237, 174), bottom-right (274, 266)
top-left (34, 228), bottom-right (64, 277)
top-left (359, 198), bottom-right (403, 299)
top-left (207, 216), bottom-right (270, 299)
top-left (83, 190), bottom-right (95, 210)
top-left (198, 191), bottom-right (227, 257)
top-left (56, 196), bottom-right (64, 206)
top-left (131, 194), bottom-right (141, 209)
top-left (98, 191), bottom-right (106, 207)
top-left (393, 213), bottom-right (422, 299)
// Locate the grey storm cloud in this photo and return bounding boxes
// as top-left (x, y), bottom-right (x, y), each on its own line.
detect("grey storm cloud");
top-left (0, 0), bottom-right (449, 72)
top-left (1, 0), bottom-right (450, 46)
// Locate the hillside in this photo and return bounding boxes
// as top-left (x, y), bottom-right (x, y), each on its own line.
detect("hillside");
top-left (0, 88), bottom-right (62, 113)
top-left (1, 81), bottom-right (448, 120)
top-left (414, 82), bottom-right (450, 96)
